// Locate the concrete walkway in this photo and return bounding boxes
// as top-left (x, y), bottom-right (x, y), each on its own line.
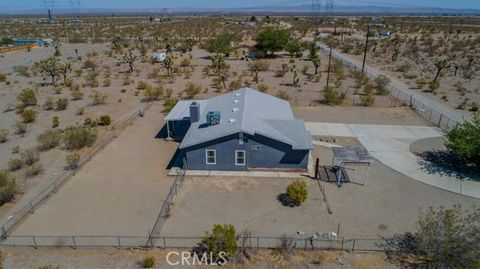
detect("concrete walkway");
top-left (306, 122), bottom-right (480, 199)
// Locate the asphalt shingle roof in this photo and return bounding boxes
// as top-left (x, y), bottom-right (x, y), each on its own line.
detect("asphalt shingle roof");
top-left (172, 88), bottom-right (313, 150)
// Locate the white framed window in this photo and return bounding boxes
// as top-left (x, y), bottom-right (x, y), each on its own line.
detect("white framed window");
top-left (206, 149), bottom-right (216, 165)
top-left (235, 150), bottom-right (246, 166)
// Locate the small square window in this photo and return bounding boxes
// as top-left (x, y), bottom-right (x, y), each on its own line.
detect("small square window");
top-left (206, 149), bottom-right (216, 165)
top-left (235, 150), bottom-right (245, 166)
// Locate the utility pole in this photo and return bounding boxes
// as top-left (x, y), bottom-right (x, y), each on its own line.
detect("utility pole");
top-left (361, 24), bottom-right (370, 74)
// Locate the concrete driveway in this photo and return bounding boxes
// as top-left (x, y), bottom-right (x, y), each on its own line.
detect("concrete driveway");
top-left (305, 122), bottom-right (480, 198)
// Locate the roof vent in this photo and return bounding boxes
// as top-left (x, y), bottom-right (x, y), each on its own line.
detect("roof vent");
top-left (233, 100), bottom-right (239, 104)
top-left (232, 108), bottom-right (239, 112)
top-left (235, 93), bottom-right (241, 97)
top-left (229, 118), bottom-right (236, 123)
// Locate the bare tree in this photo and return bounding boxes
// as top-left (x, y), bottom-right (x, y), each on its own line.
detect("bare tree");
top-left (123, 52), bottom-right (138, 73)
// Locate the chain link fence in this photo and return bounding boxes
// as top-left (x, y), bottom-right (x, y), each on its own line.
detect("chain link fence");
top-left (0, 235), bottom-right (388, 252)
top-left (319, 44), bottom-right (462, 130)
top-left (0, 103), bottom-right (151, 239)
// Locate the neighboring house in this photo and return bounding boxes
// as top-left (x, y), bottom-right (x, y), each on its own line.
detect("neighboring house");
top-left (165, 88), bottom-right (313, 171)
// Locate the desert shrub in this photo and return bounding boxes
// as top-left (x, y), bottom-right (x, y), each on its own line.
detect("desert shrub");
top-left (103, 79), bottom-right (111, 87)
top-left (25, 163), bottom-right (43, 178)
top-left (83, 118), bottom-right (93, 126)
top-left (71, 90), bottom-right (84, 100)
top-left (21, 148), bottom-right (40, 165)
top-left (66, 153), bottom-right (81, 170)
top-left (64, 127), bottom-right (98, 150)
top-left (98, 115), bottom-right (111, 126)
top-left (52, 116), bottom-right (59, 128)
top-left (8, 158), bottom-right (23, 171)
top-left (0, 128), bottom-right (8, 143)
top-left (0, 169), bottom-right (16, 205)
top-left (0, 73), bottom-right (6, 82)
top-left (142, 256), bottom-right (155, 268)
top-left (163, 98), bottom-right (178, 113)
top-left (17, 88), bottom-right (37, 107)
top-left (137, 81), bottom-right (150, 90)
top-left (13, 121), bottom-right (27, 135)
top-left (360, 94), bottom-right (376, 107)
top-left (258, 84), bottom-right (269, 93)
top-left (89, 90), bottom-right (108, 105)
top-left (179, 58), bottom-right (191, 67)
top-left (323, 86), bottom-right (345, 105)
top-left (144, 87), bottom-right (163, 101)
top-left (275, 90), bottom-right (290, 101)
top-left (183, 83), bottom-right (201, 98)
top-left (228, 80), bottom-right (242, 92)
top-left (37, 265), bottom-right (60, 269)
top-left (52, 87), bottom-right (62, 94)
top-left (43, 97), bottom-right (55, 110)
top-left (428, 80), bottom-right (440, 92)
top-left (37, 129), bottom-right (62, 151)
top-left (82, 59), bottom-right (97, 69)
top-left (416, 77), bottom-right (427, 89)
top-left (374, 75), bottom-right (390, 95)
top-left (196, 224), bottom-right (237, 264)
top-left (21, 109), bottom-right (37, 123)
top-left (445, 113), bottom-right (480, 165)
top-left (55, 98), bottom-right (69, 111)
top-left (286, 180), bottom-right (308, 206)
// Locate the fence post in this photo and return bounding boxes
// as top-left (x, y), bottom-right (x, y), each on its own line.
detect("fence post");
top-left (117, 236), bottom-right (121, 248)
top-left (33, 236), bottom-right (38, 249)
top-left (163, 237), bottom-right (166, 249)
top-left (1, 227), bottom-right (6, 239)
top-left (256, 237), bottom-right (259, 249)
top-left (352, 239), bottom-right (356, 252)
top-left (304, 238), bottom-right (308, 250)
top-left (438, 114), bottom-right (443, 127)
top-left (72, 236), bottom-right (77, 249)
top-left (341, 237), bottom-right (344, 250)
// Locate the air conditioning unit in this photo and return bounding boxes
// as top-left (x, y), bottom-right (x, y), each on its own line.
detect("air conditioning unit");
top-left (206, 111), bottom-right (221, 125)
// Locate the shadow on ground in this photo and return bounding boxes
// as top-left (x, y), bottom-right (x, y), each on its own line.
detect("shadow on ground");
top-left (418, 150), bottom-right (480, 182)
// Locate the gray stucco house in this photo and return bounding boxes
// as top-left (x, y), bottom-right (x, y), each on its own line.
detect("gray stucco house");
top-left (165, 88), bottom-right (313, 171)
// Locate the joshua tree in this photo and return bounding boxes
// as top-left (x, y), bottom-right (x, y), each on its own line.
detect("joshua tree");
top-left (123, 53), bottom-right (137, 73)
top-left (211, 54), bottom-right (227, 76)
top-left (54, 42), bottom-right (61, 57)
top-left (39, 56), bottom-right (61, 86)
top-left (311, 56), bottom-right (321, 75)
top-left (163, 54), bottom-right (174, 77)
top-left (248, 60), bottom-right (269, 84)
top-left (291, 65), bottom-right (300, 87)
top-left (433, 59), bottom-right (450, 82)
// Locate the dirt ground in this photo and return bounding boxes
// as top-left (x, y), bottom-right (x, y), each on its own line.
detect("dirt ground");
top-left (0, 248), bottom-right (401, 269)
top-left (160, 136), bottom-right (480, 239)
top-left (10, 104), bottom-right (177, 237)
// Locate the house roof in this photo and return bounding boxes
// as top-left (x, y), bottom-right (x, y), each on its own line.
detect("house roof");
top-left (164, 100), bottom-right (208, 121)
top-left (173, 88), bottom-right (313, 150)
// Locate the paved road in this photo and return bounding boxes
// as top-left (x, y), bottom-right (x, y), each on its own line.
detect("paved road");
top-left (306, 122), bottom-right (480, 199)
top-left (317, 43), bottom-right (473, 124)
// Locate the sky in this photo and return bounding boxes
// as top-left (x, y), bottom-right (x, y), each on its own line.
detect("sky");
top-left (1, 0), bottom-right (479, 12)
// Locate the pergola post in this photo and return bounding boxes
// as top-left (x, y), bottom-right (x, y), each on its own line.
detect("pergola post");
top-left (166, 121), bottom-right (171, 139)
top-left (363, 163), bottom-right (371, 186)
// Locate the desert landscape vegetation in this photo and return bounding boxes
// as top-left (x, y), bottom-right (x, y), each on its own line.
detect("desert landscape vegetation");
top-left (0, 13), bottom-right (479, 269)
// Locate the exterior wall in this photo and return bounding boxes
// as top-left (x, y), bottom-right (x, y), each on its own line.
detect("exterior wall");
top-left (182, 132), bottom-right (309, 171)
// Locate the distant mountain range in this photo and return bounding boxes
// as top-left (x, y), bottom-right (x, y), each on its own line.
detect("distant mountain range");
top-left (1, 4), bottom-right (479, 15)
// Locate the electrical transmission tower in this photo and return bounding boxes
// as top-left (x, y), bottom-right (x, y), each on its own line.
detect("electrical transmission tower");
top-left (311, 0), bottom-right (322, 25)
top-left (43, 0), bottom-right (56, 23)
top-left (325, 0), bottom-right (334, 12)
top-left (70, 0), bottom-right (82, 23)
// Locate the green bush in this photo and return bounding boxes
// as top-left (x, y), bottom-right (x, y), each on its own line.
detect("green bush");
top-left (0, 73), bottom-right (6, 82)
top-left (142, 256), bottom-right (155, 268)
top-left (144, 86), bottom-right (163, 101)
top-left (17, 88), bottom-right (37, 107)
top-left (184, 83), bottom-right (201, 98)
top-left (66, 153), bottom-right (81, 170)
top-left (8, 158), bottom-right (23, 171)
top-left (360, 94), bottom-right (376, 107)
top-left (162, 98), bottom-right (179, 113)
top-left (71, 90), bottom-right (84, 100)
top-left (89, 90), bottom-right (108, 105)
top-left (0, 128), bottom-right (8, 143)
top-left (445, 113), bottom-right (480, 165)
top-left (323, 86), bottom-right (346, 105)
top-left (98, 115), bottom-right (111, 126)
top-left (52, 116), bottom-right (59, 128)
top-left (286, 180), bottom-right (308, 206)
top-left (198, 224), bottom-right (237, 263)
top-left (13, 121), bottom-right (27, 135)
top-left (43, 97), bottom-right (55, 110)
top-left (37, 129), bottom-right (62, 151)
top-left (55, 98), bottom-right (69, 111)
top-left (21, 109), bottom-right (37, 123)
top-left (275, 90), bottom-right (290, 101)
top-left (21, 148), bottom-right (40, 165)
top-left (0, 169), bottom-right (17, 205)
top-left (137, 81), bottom-right (150, 90)
top-left (37, 265), bottom-right (60, 269)
top-left (25, 163), bottom-right (43, 178)
top-left (64, 127), bottom-right (98, 150)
